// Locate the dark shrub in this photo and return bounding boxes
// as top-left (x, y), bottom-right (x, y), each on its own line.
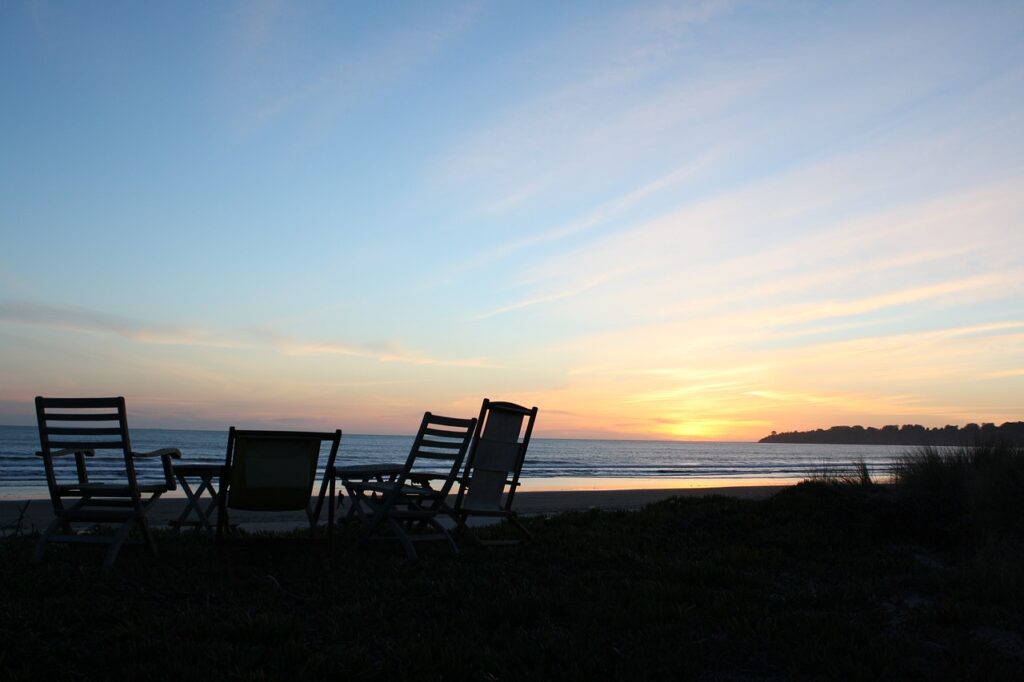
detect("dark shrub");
top-left (892, 443), bottom-right (1024, 545)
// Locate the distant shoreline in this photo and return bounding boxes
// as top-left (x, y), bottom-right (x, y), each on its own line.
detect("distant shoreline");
top-left (760, 421), bottom-right (1024, 446)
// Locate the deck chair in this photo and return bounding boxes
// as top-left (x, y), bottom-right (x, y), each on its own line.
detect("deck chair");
top-left (341, 412), bottom-right (476, 561)
top-left (33, 397), bottom-right (181, 568)
top-left (450, 400), bottom-right (538, 544)
top-left (216, 428), bottom-right (342, 540)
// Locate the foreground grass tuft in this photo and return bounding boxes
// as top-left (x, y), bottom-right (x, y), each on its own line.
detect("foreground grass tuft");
top-left (893, 443), bottom-right (1024, 544)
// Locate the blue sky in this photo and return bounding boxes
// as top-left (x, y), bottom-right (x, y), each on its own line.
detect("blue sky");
top-left (1, 1), bottom-right (1022, 438)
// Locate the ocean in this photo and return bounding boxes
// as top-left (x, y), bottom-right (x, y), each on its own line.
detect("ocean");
top-left (0, 424), bottom-right (912, 498)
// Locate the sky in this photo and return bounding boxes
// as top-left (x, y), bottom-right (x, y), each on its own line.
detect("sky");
top-left (1, 0), bottom-right (1022, 440)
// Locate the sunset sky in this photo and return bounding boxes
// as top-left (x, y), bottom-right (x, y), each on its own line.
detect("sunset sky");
top-left (1, 1), bottom-right (1022, 440)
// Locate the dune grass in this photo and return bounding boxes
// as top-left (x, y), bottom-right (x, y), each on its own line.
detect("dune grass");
top-left (806, 458), bottom-right (876, 487)
top-left (892, 442), bottom-right (1024, 544)
top-left (2, 474), bottom-right (1023, 680)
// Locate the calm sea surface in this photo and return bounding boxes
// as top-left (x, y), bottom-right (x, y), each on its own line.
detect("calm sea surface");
top-left (0, 425), bottom-right (912, 498)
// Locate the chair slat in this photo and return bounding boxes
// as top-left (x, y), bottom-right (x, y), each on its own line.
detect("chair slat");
top-left (45, 427), bottom-right (124, 436)
top-left (43, 412), bottom-right (122, 422)
top-left (412, 450), bottom-right (459, 460)
top-left (38, 398), bottom-right (122, 409)
top-left (423, 427), bottom-right (470, 438)
top-left (46, 440), bottom-right (125, 450)
top-left (418, 438), bottom-right (465, 450)
top-left (425, 415), bottom-right (475, 428)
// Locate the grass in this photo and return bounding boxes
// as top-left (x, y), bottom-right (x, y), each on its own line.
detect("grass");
top-left (2, 448), bottom-right (1023, 680)
top-left (892, 442), bottom-right (1024, 544)
top-left (806, 458), bottom-right (876, 487)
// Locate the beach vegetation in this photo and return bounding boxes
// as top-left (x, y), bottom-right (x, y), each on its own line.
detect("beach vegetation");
top-left (807, 458), bottom-right (876, 487)
top-left (2, 469), bottom-right (1023, 679)
top-left (891, 442), bottom-right (1024, 546)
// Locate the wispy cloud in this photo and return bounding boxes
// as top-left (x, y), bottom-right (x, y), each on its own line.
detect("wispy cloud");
top-left (435, 148), bottom-right (728, 287)
top-left (0, 300), bottom-right (492, 368)
top-left (0, 300), bottom-right (246, 349)
top-left (272, 338), bottom-right (494, 368)
top-left (489, 145), bottom-right (1024, 331)
top-left (224, 3), bottom-right (481, 138)
top-left (472, 265), bottom-right (635, 320)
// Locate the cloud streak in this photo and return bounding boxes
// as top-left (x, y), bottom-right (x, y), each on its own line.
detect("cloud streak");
top-left (0, 300), bottom-right (491, 368)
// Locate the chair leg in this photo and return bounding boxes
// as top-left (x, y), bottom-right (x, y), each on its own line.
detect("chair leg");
top-left (138, 514), bottom-right (158, 557)
top-left (388, 518), bottom-right (418, 562)
top-left (361, 500), bottom-right (388, 540)
top-left (216, 499), bottom-right (231, 541)
top-left (102, 519), bottom-right (135, 569)
top-left (427, 517), bottom-right (459, 556)
top-left (328, 477), bottom-right (336, 544)
top-left (455, 521), bottom-right (484, 547)
top-left (510, 515), bottom-right (533, 540)
top-left (32, 516), bottom-right (65, 563)
top-left (306, 505), bottom-right (316, 540)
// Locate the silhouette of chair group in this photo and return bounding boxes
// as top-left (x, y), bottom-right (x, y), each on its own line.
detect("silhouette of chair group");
top-left (32, 395), bottom-right (537, 566)
top-left (338, 399), bottom-right (538, 560)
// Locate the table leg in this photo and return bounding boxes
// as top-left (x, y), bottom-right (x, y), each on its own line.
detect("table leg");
top-left (172, 477), bottom-right (201, 531)
top-left (191, 474), bottom-right (218, 533)
top-left (171, 473), bottom-right (219, 534)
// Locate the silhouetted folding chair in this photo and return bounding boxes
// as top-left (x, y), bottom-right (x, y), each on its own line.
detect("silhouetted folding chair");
top-left (33, 396), bottom-right (181, 568)
top-left (450, 399), bottom-right (538, 544)
top-left (216, 428), bottom-right (342, 540)
top-left (340, 412), bottom-right (476, 561)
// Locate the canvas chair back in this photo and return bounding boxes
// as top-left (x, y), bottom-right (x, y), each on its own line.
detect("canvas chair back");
top-left (224, 428), bottom-right (341, 512)
top-left (457, 400), bottom-right (538, 512)
top-left (401, 413), bottom-right (477, 497)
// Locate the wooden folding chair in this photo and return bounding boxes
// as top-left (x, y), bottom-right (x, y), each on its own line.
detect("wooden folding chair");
top-left (341, 412), bottom-right (476, 561)
top-left (32, 396), bottom-right (181, 568)
top-left (450, 399), bottom-right (538, 544)
top-left (216, 428), bottom-right (342, 540)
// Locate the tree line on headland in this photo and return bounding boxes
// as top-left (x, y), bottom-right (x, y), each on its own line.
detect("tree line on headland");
top-left (759, 421), bottom-right (1024, 446)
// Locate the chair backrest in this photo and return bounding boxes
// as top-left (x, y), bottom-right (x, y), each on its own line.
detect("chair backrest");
top-left (456, 400), bottom-right (538, 512)
top-left (35, 397), bottom-right (142, 499)
top-left (401, 413), bottom-right (477, 497)
top-left (223, 428), bottom-right (342, 511)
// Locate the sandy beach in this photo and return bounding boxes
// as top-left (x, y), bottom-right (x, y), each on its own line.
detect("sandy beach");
top-left (1, 484), bottom-right (787, 533)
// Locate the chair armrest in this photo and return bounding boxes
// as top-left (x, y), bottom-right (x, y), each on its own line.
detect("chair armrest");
top-left (334, 463), bottom-right (405, 480)
top-left (132, 448), bottom-right (182, 491)
top-left (35, 448), bottom-right (95, 458)
top-left (132, 448), bottom-right (182, 459)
